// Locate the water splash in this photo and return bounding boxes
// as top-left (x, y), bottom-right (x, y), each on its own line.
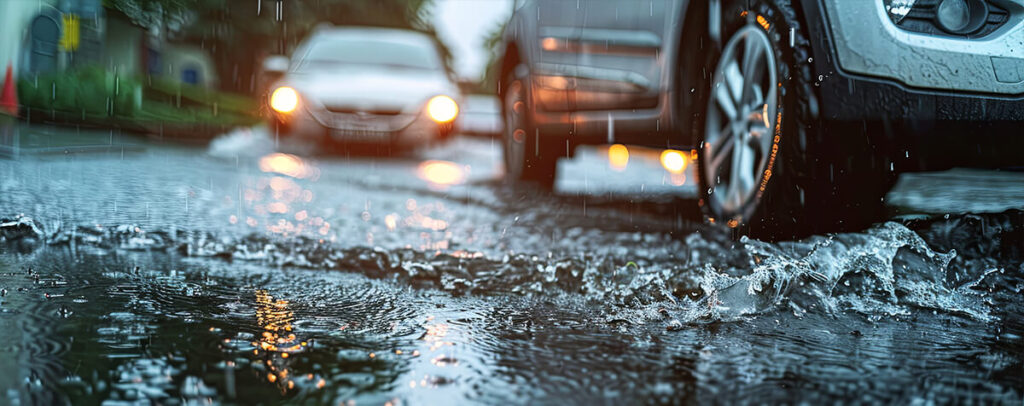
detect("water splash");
top-left (2, 212), bottom-right (1019, 326)
top-left (681, 222), bottom-right (996, 323)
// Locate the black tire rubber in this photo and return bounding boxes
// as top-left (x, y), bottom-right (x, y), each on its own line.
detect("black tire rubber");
top-left (501, 69), bottom-right (559, 188)
top-left (691, 0), bottom-right (896, 241)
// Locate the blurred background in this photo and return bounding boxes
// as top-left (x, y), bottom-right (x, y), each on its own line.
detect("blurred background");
top-left (0, 1), bottom-right (1022, 405)
top-left (0, 0), bottom-right (510, 137)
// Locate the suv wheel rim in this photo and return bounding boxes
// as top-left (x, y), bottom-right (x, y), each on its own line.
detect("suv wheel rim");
top-left (504, 79), bottom-right (526, 178)
top-left (703, 24), bottom-right (779, 219)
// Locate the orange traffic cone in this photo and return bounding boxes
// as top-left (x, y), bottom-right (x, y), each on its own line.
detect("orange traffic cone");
top-left (1, 63), bottom-right (18, 116)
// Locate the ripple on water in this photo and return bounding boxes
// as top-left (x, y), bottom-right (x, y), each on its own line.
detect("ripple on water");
top-left (0, 210), bottom-right (1021, 403)
top-left (0, 265), bottom-right (73, 403)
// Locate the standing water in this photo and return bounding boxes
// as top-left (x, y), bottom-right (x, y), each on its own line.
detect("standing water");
top-left (0, 133), bottom-right (1021, 404)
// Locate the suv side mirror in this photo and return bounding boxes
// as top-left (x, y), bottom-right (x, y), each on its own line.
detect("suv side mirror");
top-left (263, 55), bottom-right (290, 74)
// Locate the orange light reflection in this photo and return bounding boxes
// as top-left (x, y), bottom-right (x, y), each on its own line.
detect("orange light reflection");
top-left (259, 153), bottom-right (319, 179)
top-left (541, 37), bottom-right (558, 51)
top-left (608, 144), bottom-right (629, 171)
top-left (252, 289), bottom-right (312, 394)
top-left (416, 160), bottom-right (466, 187)
top-left (660, 150), bottom-right (688, 174)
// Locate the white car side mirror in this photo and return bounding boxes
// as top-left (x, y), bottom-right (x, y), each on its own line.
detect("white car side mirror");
top-left (263, 56), bottom-right (290, 74)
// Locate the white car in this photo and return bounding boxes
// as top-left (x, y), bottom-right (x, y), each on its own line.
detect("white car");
top-left (263, 27), bottom-right (461, 150)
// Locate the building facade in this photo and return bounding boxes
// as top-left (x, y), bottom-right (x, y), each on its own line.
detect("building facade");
top-left (0, 0), bottom-right (105, 75)
top-left (1, 0), bottom-right (216, 87)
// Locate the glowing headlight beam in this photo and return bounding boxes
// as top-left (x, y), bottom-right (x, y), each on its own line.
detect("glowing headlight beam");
top-left (270, 86), bottom-right (299, 113)
top-left (427, 95), bottom-right (459, 123)
top-left (608, 144), bottom-right (629, 171)
top-left (660, 149), bottom-right (688, 174)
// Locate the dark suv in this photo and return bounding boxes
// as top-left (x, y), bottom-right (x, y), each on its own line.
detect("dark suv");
top-left (496, 0), bottom-right (1024, 238)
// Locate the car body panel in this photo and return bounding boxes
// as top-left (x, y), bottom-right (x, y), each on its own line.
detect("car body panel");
top-left (798, 0), bottom-right (1024, 170)
top-left (501, 0), bottom-right (687, 148)
top-left (800, 0), bottom-right (1024, 122)
top-left (821, 0), bottom-right (1024, 95)
top-left (288, 69), bottom-right (456, 114)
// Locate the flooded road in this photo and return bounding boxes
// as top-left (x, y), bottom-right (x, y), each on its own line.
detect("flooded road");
top-left (1, 124), bottom-right (1022, 404)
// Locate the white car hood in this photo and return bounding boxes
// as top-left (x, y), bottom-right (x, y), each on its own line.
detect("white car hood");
top-left (283, 68), bottom-right (457, 112)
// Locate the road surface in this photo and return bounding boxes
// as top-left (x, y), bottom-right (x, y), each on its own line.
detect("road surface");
top-left (0, 123), bottom-right (1021, 404)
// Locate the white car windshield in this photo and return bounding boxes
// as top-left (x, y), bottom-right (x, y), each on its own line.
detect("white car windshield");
top-left (295, 34), bottom-right (442, 71)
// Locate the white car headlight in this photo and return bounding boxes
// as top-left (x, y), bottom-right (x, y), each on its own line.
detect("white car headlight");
top-left (270, 86), bottom-right (299, 113)
top-left (426, 95), bottom-right (458, 123)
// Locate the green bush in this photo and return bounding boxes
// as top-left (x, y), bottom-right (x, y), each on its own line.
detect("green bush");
top-left (17, 66), bottom-right (139, 117)
top-left (16, 66), bottom-right (258, 127)
top-left (75, 68), bottom-right (110, 116)
top-left (16, 78), bottom-right (42, 110)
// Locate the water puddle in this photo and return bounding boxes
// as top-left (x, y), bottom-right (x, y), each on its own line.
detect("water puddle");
top-left (0, 210), bottom-right (1021, 403)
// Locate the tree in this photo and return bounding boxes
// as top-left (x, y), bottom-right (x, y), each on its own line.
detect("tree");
top-left (477, 17), bottom-right (508, 95)
top-left (103, 0), bottom-right (196, 30)
top-left (104, 0), bottom-right (452, 95)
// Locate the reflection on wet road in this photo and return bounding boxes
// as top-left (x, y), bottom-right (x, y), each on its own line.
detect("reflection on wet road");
top-left (0, 124), bottom-right (1022, 404)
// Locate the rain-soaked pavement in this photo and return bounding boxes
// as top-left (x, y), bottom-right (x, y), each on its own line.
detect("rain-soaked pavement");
top-left (0, 123), bottom-right (1022, 404)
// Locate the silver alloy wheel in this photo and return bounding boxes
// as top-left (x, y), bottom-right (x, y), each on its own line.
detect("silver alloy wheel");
top-left (503, 79), bottom-right (527, 179)
top-left (703, 24), bottom-right (779, 220)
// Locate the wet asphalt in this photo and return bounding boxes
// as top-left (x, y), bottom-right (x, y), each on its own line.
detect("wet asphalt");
top-left (2, 123), bottom-right (1021, 253)
top-left (0, 122), bottom-right (1022, 404)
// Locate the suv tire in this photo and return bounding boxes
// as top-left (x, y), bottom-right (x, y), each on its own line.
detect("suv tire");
top-left (692, 0), bottom-right (895, 240)
top-left (502, 69), bottom-right (559, 188)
